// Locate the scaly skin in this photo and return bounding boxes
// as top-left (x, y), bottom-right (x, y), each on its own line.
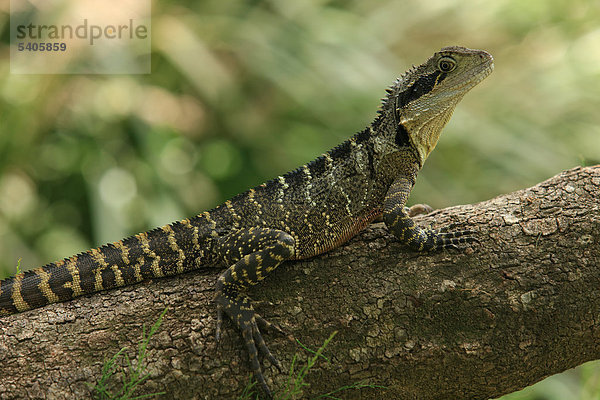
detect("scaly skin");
top-left (0, 46), bottom-right (493, 397)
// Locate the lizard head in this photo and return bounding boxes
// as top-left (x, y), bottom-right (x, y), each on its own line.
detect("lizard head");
top-left (380, 46), bottom-right (494, 166)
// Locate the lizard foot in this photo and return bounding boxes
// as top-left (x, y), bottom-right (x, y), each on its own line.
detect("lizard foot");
top-left (402, 226), bottom-right (478, 252)
top-left (215, 293), bottom-right (280, 398)
top-left (433, 228), bottom-right (479, 250)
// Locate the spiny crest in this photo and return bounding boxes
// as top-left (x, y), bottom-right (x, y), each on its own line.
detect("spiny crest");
top-left (377, 46), bottom-right (493, 120)
top-left (377, 63), bottom-right (429, 115)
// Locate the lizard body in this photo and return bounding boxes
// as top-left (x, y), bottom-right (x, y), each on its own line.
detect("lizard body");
top-left (0, 46), bottom-right (493, 397)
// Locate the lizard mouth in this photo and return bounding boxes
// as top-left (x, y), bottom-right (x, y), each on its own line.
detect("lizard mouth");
top-left (447, 59), bottom-right (494, 95)
top-left (467, 53), bottom-right (495, 86)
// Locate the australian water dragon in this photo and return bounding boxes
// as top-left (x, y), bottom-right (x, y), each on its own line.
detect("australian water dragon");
top-left (0, 46), bottom-right (493, 397)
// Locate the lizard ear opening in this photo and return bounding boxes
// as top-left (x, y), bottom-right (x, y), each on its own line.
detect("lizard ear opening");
top-left (437, 56), bottom-right (457, 73)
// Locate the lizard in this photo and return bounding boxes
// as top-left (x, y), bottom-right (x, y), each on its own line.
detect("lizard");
top-left (0, 46), bottom-right (493, 398)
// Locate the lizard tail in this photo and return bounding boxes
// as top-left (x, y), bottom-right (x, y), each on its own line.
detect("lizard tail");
top-left (0, 222), bottom-right (196, 316)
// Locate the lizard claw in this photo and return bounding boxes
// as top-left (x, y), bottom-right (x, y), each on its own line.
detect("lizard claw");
top-left (255, 312), bottom-right (286, 337)
top-left (241, 321), bottom-right (276, 399)
top-left (215, 306), bottom-right (223, 342)
top-left (215, 293), bottom-right (280, 398)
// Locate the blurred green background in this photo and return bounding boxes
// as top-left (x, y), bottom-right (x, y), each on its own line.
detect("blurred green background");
top-left (1, 0), bottom-right (599, 398)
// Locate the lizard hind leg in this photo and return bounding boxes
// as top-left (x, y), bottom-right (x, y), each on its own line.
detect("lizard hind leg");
top-left (213, 227), bottom-right (295, 398)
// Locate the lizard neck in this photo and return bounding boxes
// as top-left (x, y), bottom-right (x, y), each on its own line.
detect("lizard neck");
top-left (401, 100), bottom-right (458, 166)
top-left (368, 116), bottom-right (421, 191)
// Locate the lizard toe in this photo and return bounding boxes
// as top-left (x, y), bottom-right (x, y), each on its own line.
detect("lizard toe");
top-left (241, 322), bottom-right (273, 399)
top-left (255, 312), bottom-right (286, 336)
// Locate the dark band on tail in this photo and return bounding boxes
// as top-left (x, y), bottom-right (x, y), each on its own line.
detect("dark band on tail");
top-left (0, 218), bottom-right (209, 317)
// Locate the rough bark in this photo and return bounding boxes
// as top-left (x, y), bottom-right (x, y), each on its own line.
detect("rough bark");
top-left (0, 166), bottom-right (598, 400)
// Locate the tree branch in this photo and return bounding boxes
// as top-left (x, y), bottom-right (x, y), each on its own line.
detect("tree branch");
top-left (1, 166), bottom-right (599, 399)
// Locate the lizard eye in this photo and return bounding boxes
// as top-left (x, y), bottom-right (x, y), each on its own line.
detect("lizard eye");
top-left (437, 56), bottom-right (456, 73)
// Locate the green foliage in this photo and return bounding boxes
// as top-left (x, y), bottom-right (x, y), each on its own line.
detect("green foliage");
top-left (499, 360), bottom-right (600, 400)
top-left (237, 376), bottom-right (259, 400)
top-left (91, 308), bottom-right (168, 400)
top-left (281, 331), bottom-right (339, 398)
top-left (240, 331), bottom-right (385, 399)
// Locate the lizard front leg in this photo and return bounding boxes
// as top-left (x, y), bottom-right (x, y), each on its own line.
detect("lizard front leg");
top-left (213, 227), bottom-right (295, 398)
top-left (383, 176), bottom-right (475, 251)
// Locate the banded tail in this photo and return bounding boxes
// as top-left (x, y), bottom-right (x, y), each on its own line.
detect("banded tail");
top-left (0, 218), bottom-right (206, 316)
